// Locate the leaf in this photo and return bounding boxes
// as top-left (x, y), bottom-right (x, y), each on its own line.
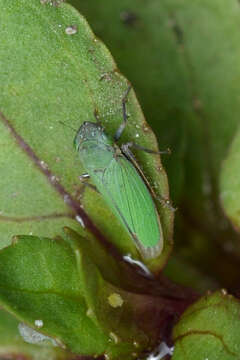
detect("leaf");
top-left (172, 291), bottom-right (240, 360)
top-left (220, 126), bottom-right (240, 233)
top-left (0, 0), bottom-right (173, 270)
top-left (0, 235), bottom-right (149, 358)
top-left (163, 255), bottom-right (218, 293)
top-left (0, 308), bottom-right (71, 360)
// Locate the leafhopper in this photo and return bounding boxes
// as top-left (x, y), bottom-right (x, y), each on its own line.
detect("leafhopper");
top-left (74, 87), bottom-right (167, 260)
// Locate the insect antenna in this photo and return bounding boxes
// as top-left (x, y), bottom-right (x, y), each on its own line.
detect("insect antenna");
top-left (58, 120), bottom-right (78, 133)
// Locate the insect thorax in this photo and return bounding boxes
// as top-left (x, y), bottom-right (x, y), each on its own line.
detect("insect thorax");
top-left (80, 140), bottom-right (115, 172)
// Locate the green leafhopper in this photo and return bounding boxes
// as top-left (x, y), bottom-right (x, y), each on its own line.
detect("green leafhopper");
top-left (74, 88), bottom-right (165, 260)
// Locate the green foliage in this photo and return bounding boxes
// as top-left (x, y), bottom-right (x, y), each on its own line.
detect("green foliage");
top-left (0, 234), bottom-right (148, 358)
top-left (0, 0), bottom-right (172, 267)
top-left (1, 0), bottom-right (240, 359)
top-left (173, 291), bottom-right (240, 360)
top-left (0, 309), bottom-right (67, 360)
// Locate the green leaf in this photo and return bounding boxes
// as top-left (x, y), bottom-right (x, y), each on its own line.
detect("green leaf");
top-left (172, 291), bottom-right (240, 360)
top-left (163, 255), bottom-right (218, 293)
top-left (0, 235), bottom-right (148, 358)
top-left (220, 126), bottom-right (240, 232)
top-left (0, 0), bottom-right (173, 270)
top-left (0, 235), bottom-right (108, 355)
top-left (0, 308), bottom-right (71, 360)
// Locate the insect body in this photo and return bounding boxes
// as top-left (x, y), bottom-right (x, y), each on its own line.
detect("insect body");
top-left (74, 121), bottom-right (163, 260)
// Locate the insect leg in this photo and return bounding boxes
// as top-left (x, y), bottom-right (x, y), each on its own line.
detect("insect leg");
top-left (114, 85), bottom-right (132, 142)
top-left (78, 173), bottom-right (99, 193)
top-left (122, 141), bottom-right (171, 155)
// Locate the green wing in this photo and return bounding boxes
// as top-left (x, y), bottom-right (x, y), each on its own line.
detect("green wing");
top-left (93, 156), bottom-right (163, 259)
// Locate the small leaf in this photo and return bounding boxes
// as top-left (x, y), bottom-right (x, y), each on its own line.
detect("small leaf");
top-left (172, 291), bottom-right (240, 360)
top-left (0, 0), bottom-right (172, 270)
top-left (0, 235), bottom-right (108, 355)
top-left (0, 235), bottom-right (149, 357)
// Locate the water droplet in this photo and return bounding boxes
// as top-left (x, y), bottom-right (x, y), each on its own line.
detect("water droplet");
top-left (39, 160), bottom-right (48, 170)
top-left (50, 175), bottom-right (59, 184)
top-left (109, 332), bottom-right (119, 344)
top-left (221, 288), bottom-right (227, 295)
top-left (146, 342), bottom-right (174, 360)
top-left (18, 323), bottom-right (57, 346)
top-left (123, 254), bottom-right (153, 278)
top-left (34, 319), bottom-right (43, 328)
top-left (108, 293), bottom-right (124, 308)
top-left (86, 308), bottom-right (94, 317)
top-left (75, 215), bottom-right (85, 228)
top-left (65, 25), bottom-right (77, 35)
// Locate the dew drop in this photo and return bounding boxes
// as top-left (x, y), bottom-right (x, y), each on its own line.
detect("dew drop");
top-left (221, 288), bottom-right (227, 295)
top-left (34, 319), bottom-right (43, 328)
top-left (18, 323), bottom-right (57, 346)
top-left (109, 332), bottom-right (119, 344)
top-left (65, 25), bottom-right (78, 35)
top-left (86, 308), bottom-right (94, 317)
top-left (123, 254), bottom-right (153, 278)
top-left (75, 215), bottom-right (85, 228)
top-left (108, 293), bottom-right (124, 308)
top-left (147, 342), bottom-right (174, 360)
top-left (39, 160), bottom-right (48, 170)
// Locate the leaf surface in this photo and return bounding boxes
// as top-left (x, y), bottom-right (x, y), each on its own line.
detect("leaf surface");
top-left (172, 291), bottom-right (240, 360)
top-left (0, 235), bottom-right (148, 358)
top-left (0, 0), bottom-right (173, 269)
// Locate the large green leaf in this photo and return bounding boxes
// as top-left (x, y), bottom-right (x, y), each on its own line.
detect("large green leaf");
top-left (0, 0), bottom-right (173, 270)
top-left (172, 291), bottom-right (240, 359)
